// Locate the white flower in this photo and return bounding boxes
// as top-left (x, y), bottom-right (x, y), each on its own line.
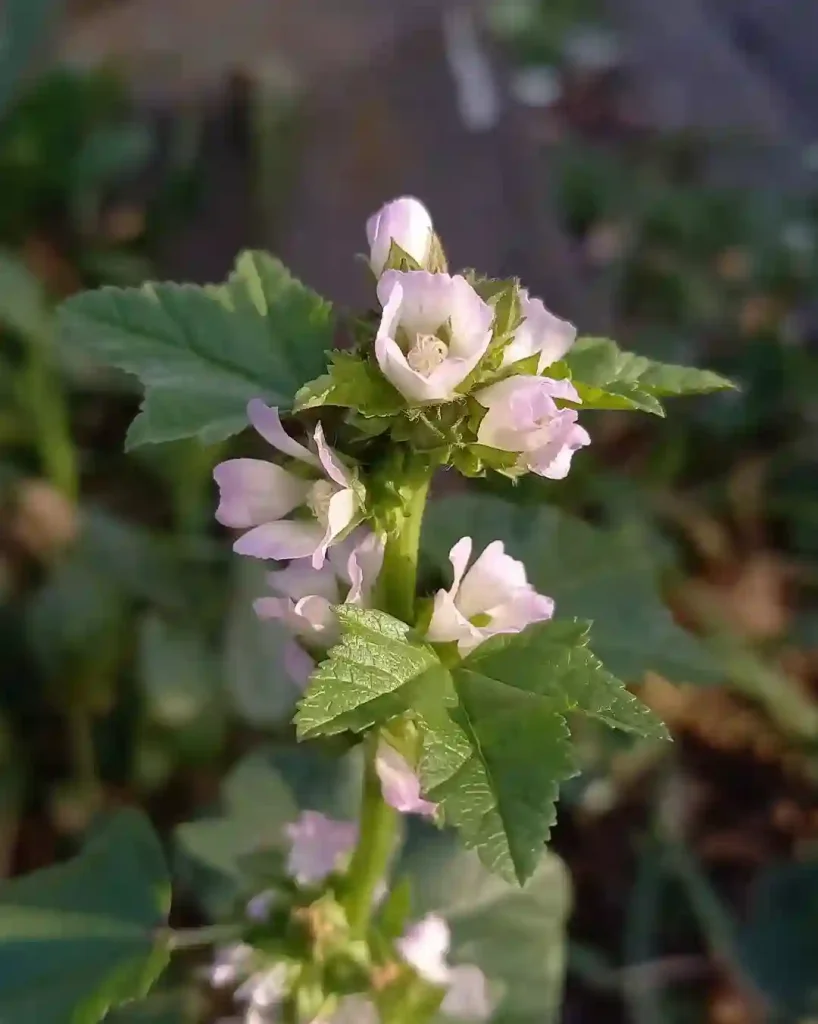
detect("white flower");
top-left (475, 375), bottom-right (591, 479)
top-left (330, 997), bottom-right (380, 1024)
top-left (214, 400), bottom-right (362, 569)
top-left (398, 915), bottom-right (492, 1020)
top-left (208, 943), bottom-right (256, 989)
top-left (426, 536), bottom-right (555, 656)
top-left (285, 810), bottom-right (358, 886)
top-left (367, 196), bottom-right (434, 275)
top-left (375, 270), bottom-right (494, 403)
top-left (375, 741), bottom-right (436, 818)
top-left (253, 530), bottom-right (384, 647)
top-left (501, 291), bottom-right (576, 372)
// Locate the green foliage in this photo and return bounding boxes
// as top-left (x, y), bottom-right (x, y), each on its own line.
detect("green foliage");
top-left (424, 495), bottom-right (716, 683)
top-left (58, 251), bottom-right (334, 447)
top-left (418, 620), bottom-right (663, 884)
top-left (295, 607), bottom-right (449, 740)
top-left (294, 350), bottom-right (405, 419)
top-left (562, 336), bottom-right (735, 416)
top-left (0, 809), bottom-right (171, 1024)
top-left (406, 838), bottom-right (572, 1024)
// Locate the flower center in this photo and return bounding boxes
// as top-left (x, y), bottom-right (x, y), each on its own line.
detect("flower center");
top-left (307, 480), bottom-right (335, 525)
top-left (406, 334), bottom-right (448, 377)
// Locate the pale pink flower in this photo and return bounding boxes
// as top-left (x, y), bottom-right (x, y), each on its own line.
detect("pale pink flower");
top-left (375, 741), bottom-right (436, 818)
top-left (214, 400), bottom-right (362, 569)
top-left (285, 811), bottom-right (358, 886)
top-left (253, 530), bottom-right (384, 647)
top-left (501, 291), bottom-right (576, 372)
top-left (398, 915), bottom-right (492, 1020)
top-left (367, 196), bottom-right (434, 275)
top-left (426, 536), bottom-right (554, 656)
top-left (375, 271), bottom-right (493, 404)
top-left (475, 375), bottom-right (590, 479)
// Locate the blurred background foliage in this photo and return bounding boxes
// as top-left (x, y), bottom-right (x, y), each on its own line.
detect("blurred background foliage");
top-left (0, 0), bottom-right (817, 1021)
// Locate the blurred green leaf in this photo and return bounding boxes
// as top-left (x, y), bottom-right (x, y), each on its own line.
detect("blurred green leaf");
top-left (58, 251), bottom-right (334, 447)
top-left (407, 837), bottom-right (571, 1024)
top-left (106, 991), bottom-right (190, 1023)
top-left (138, 612), bottom-right (219, 728)
top-left (423, 495), bottom-right (716, 683)
top-left (0, 809), bottom-right (170, 1024)
top-left (0, 249), bottom-right (51, 339)
top-left (223, 559), bottom-right (300, 727)
top-left (176, 751), bottom-right (296, 879)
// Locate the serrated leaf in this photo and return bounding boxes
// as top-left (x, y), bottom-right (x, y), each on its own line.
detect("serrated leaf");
top-left (294, 351), bottom-right (405, 418)
top-left (58, 251), bottom-right (333, 447)
top-left (419, 676), bottom-right (577, 884)
top-left (564, 336), bottom-right (735, 416)
top-left (294, 607), bottom-right (448, 739)
top-left (466, 620), bottom-right (669, 740)
top-left (0, 809), bottom-right (171, 1024)
top-left (423, 496), bottom-right (716, 684)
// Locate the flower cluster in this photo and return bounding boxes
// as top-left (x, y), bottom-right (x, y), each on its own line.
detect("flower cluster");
top-left (211, 196), bottom-right (595, 1022)
top-left (210, 811), bottom-right (491, 1024)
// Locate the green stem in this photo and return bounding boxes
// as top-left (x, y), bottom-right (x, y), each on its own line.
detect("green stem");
top-left (343, 466), bottom-right (433, 937)
top-left (376, 472), bottom-right (431, 627)
top-left (343, 732), bottom-right (399, 937)
top-left (23, 343), bottom-right (79, 501)
top-left (166, 924), bottom-right (243, 951)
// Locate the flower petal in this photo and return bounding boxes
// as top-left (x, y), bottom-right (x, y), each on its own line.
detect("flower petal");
top-left (346, 532), bottom-right (385, 605)
top-left (375, 742), bottom-right (436, 818)
top-left (214, 459), bottom-right (311, 528)
top-left (284, 641), bottom-right (315, 689)
top-left (425, 589), bottom-right (482, 649)
top-left (442, 964), bottom-right (493, 1020)
top-left (398, 914), bottom-right (452, 985)
top-left (375, 334), bottom-right (447, 403)
top-left (367, 196), bottom-right (434, 275)
top-left (313, 422), bottom-right (353, 488)
top-left (448, 536), bottom-right (474, 594)
top-left (285, 811), bottom-right (358, 885)
top-left (485, 590), bottom-right (555, 636)
top-left (267, 560), bottom-right (341, 603)
top-left (377, 270), bottom-right (454, 334)
top-left (456, 540), bottom-right (527, 620)
top-left (246, 399), bottom-right (320, 468)
top-left (446, 275), bottom-right (495, 359)
top-left (312, 487), bottom-right (359, 569)
top-left (234, 519), bottom-right (325, 561)
top-left (502, 292), bottom-right (576, 371)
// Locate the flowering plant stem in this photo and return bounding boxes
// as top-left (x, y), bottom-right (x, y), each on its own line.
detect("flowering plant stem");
top-left (343, 469), bottom-right (432, 937)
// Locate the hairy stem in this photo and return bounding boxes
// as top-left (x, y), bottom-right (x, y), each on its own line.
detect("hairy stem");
top-left (343, 465), bottom-right (433, 937)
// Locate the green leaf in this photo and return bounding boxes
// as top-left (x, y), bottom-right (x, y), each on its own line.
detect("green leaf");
top-left (563, 336), bottom-right (736, 416)
top-left (405, 838), bottom-right (571, 1024)
top-left (58, 252), bottom-right (334, 447)
top-left (0, 250), bottom-right (52, 340)
top-left (138, 613), bottom-right (219, 728)
top-left (423, 495), bottom-right (716, 684)
top-left (176, 752), bottom-right (297, 879)
top-left (418, 678), bottom-right (577, 884)
top-left (0, 809), bottom-right (171, 1024)
top-left (293, 351), bottom-right (405, 418)
top-left (294, 607), bottom-right (448, 740)
top-left (222, 559), bottom-right (301, 727)
top-left (106, 991), bottom-right (190, 1023)
top-left (467, 620), bottom-right (668, 740)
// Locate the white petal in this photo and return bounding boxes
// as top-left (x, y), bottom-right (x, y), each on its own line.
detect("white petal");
top-left (312, 487), bottom-right (359, 569)
top-left (397, 915), bottom-right (452, 985)
top-left (485, 590), bottom-right (555, 636)
top-left (246, 399), bottom-right (320, 467)
top-left (234, 519), bottom-right (325, 561)
top-left (377, 270), bottom-right (454, 335)
top-left (292, 595), bottom-right (338, 642)
top-left (375, 742), bottom-right (436, 817)
top-left (267, 560), bottom-right (341, 603)
top-left (442, 964), bottom-right (493, 1020)
top-left (448, 536), bottom-right (474, 594)
top-left (376, 274), bottom-right (404, 335)
top-left (313, 422), bottom-right (354, 488)
top-left (456, 540), bottom-right (527, 620)
top-left (332, 997), bottom-right (380, 1024)
top-left (425, 589), bottom-right (481, 649)
top-left (213, 459), bottom-right (311, 528)
top-left (283, 641), bottom-right (315, 689)
top-left (285, 811), bottom-right (358, 885)
top-left (502, 292), bottom-right (576, 371)
top-left (345, 532), bottom-right (385, 605)
top-left (445, 275), bottom-right (495, 359)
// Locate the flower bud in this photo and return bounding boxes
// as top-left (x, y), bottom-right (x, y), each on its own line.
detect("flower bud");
top-left (366, 197), bottom-right (434, 275)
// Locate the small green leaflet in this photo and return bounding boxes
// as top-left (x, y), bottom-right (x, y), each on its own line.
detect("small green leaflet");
top-left (0, 809), bottom-right (171, 1024)
top-left (418, 620), bottom-right (665, 884)
top-left (58, 251), bottom-right (334, 447)
top-left (561, 336), bottom-right (736, 416)
top-left (294, 607), bottom-right (448, 739)
top-left (294, 351), bottom-right (405, 419)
